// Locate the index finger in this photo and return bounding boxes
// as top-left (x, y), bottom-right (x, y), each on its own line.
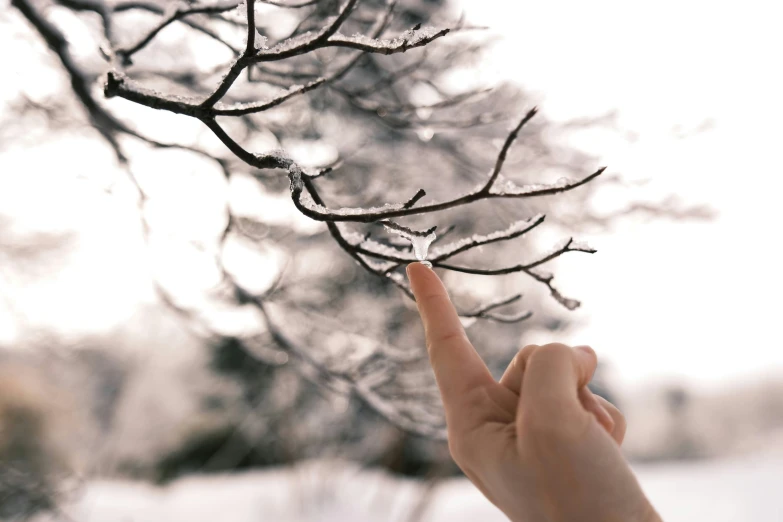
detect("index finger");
top-left (407, 263), bottom-right (494, 411)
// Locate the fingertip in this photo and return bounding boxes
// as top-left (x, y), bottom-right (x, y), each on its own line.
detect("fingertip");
top-left (407, 261), bottom-right (432, 276)
top-left (406, 262), bottom-right (422, 294)
top-left (407, 262), bottom-right (443, 297)
top-left (406, 262), bottom-right (457, 335)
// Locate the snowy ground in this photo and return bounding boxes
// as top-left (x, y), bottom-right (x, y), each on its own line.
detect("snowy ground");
top-left (51, 446), bottom-right (783, 522)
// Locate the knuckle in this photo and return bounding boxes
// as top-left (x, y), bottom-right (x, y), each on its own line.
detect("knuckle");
top-left (426, 330), bottom-right (467, 352)
top-left (521, 407), bottom-right (560, 434)
top-left (418, 291), bottom-right (449, 308)
top-left (540, 342), bottom-right (573, 353)
top-left (528, 342), bottom-right (572, 366)
top-left (435, 330), bottom-right (468, 345)
top-left (523, 408), bottom-right (588, 443)
top-left (514, 344), bottom-right (538, 363)
top-left (506, 344), bottom-right (539, 374)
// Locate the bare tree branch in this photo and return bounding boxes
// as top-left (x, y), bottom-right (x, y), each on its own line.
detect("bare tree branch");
top-left (435, 238), bottom-right (596, 310)
top-left (110, 0), bottom-right (241, 54)
top-left (115, 1), bottom-right (239, 64)
top-left (289, 165), bottom-right (605, 223)
top-left (199, 0), bottom-right (359, 107)
top-left (481, 107), bottom-right (538, 192)
top-left (318, 26), bottom-right (449, 55)
top-left (12, 0), bottom-right (128, 161)
top-left (213, 78), bottom-right (326, 115)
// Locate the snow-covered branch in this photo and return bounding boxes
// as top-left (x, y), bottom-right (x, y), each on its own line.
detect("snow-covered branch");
top-left (249, 0), bottom-right (360, 61)
top-left (289, 164), bottom-right (605, 223)
top-left (323, 25), bottom-right (449, 55)
top-left (436, 238), bottom-right (596, 310)
top-left (212, 78), bottom-right (326, 115)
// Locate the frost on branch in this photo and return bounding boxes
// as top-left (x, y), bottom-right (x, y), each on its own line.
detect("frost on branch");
top-left (356, 237), bottom-right (413, 260)
top-left (257, 30), bottom-right (322, 56)
top-left (254, 31), bottom-right (269, 50)
top-left (382, 222), bottom-right (437, 263)
top-left (235, 0), bottom-right (246, 18)
top-left (327, 26), bottom-right (450, 54)
top-left (429, 214), bottom-right (545, 260)
top-left (297, 190), bottom-right (405, 217)
top-left (213, 78), bottom-right (325, 116)
top-left (569, 240), bottom-right (596, 252)
top-left (491, 175), bottom-right (579, 196)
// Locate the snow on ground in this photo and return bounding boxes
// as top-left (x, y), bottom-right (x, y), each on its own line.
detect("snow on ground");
top-left (51, 446), bottom-right (783, 522)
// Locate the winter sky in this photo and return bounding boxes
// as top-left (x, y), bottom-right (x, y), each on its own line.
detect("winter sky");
top-left (459, 0), bottom-right (783, 389)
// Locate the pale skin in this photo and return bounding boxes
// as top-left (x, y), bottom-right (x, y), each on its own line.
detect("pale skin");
top-left (406, 262), bottom-right (663, 522)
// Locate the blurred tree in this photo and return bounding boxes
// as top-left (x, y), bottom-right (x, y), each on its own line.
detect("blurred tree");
top-left (663, 384), bottom-right (705, 460)
top-left (5, 0), bottom-right (710, 486)
top-left (0, 365), bottom-right (72, 519)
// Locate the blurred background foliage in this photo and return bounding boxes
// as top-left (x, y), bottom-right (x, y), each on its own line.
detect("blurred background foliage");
top-left (0, 0), bottom-right (726, 518)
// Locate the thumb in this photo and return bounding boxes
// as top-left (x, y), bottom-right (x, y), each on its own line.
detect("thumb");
top-left (518, 344), bottom-right (597, 434)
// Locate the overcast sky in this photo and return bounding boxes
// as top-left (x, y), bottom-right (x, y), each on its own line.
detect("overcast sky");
top-left (459, 0), bottom-right (783, 389)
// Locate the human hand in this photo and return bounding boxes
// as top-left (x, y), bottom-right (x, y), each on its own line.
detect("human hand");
top-left (406, 262), bottom-right (661, 522)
